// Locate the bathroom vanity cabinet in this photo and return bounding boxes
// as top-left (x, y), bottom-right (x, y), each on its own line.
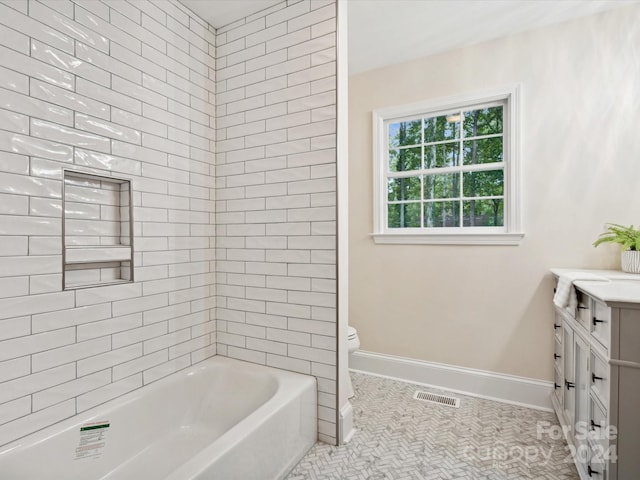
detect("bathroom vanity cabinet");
top-left (550, 269), bottom-right (640, 480)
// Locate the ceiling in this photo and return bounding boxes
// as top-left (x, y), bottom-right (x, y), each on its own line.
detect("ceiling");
top-left (181, 0), bottom-right (639, 74)
top-left (180, 0), bottom-right (281, 29)
top-left (347, 0), bottom-right (639, 75)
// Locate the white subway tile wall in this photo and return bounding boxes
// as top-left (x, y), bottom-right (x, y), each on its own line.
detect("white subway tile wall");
top-left (0, 0), bottom-right (216, 447)
top-left (0, 0), bottom-right (338, 448)
top-left (215, 0), bottom-right (338, 444)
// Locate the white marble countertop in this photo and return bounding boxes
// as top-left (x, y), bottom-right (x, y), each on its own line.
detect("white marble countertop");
top-left (551, 268), bottom-right (640, 304)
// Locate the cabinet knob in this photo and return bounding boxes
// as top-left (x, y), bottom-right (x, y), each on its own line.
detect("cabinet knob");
top-left (590, 420), bottom-right (601, 430)
top-left (565, 380), bottom-right (575, 390)
top-left (554, 354), bottom-right (561, 360)
top-left (592, 317), bottom-right (605, 325)
top-left (592, 373), bottom-right (604, 383)
top-left (554, 383), bottom-right (561, 390)
top-left (553, 323), bottom-right (561, 330)
top-left (588, 465), bottom-right (600, 477)
top-left (553, 287), bottom-right (557, 293)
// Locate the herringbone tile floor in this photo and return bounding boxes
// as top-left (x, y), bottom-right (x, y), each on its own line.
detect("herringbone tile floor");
top-left (287, 372), bottom-right (579, 480)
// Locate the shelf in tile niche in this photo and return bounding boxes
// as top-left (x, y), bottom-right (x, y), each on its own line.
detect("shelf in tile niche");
top-left (64, 278), bottom-right (132, 290)
top-left (65, 246), bottom-right (132, 264)
top-left (62, 170), bottom-right (134, 290)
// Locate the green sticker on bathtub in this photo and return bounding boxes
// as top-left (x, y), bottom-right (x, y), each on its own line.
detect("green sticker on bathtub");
top-left (80, 423), bottom-right (110, 432)
top-left (76, 421), bottom-right (110, 460)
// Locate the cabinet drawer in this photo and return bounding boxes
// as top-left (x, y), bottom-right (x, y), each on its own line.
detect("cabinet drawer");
top-left (588, 404), bottom-right (610, 480)
top-left (589, 396), bottom-right (607, 434)
top-left (554, 367), bottom-right (563, 406)
top-left (575, 290), bottom-right (591, 330)
top-left (588, 397), bottom-right (609, 479)
top-left (588, 443), bottom-right (608, 480)
top-left (590, 352), bottom-right (610, 408)
top-left (554, 336), bottom-right (563, 370)
top-left (591, 300), bottom-right (611, 351)
top-left (553, 310), bottom-right (563, 343)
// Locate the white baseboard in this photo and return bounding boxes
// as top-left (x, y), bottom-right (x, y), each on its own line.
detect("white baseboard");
top-left (350, 350), bottom-right (553, 411)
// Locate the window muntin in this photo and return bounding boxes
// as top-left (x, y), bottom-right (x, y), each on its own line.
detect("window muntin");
top-left (384, 100), bottom-right (507, 230)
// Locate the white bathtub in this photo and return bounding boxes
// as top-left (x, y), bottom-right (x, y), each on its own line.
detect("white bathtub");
top-left (0, 356), bottom-right (317, 480)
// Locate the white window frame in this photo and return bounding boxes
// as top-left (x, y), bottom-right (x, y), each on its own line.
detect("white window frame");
top-left (371, 85), bottom-right (524, 245)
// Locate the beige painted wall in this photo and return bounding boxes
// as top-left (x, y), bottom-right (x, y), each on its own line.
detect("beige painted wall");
top-left (348, 5), bottom-right (640, 381)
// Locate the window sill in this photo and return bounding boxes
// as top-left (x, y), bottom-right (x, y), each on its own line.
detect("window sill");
top-left (370, 232), bottom-right (525, 246)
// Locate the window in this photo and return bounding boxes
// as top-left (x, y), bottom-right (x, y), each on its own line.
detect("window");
top-left (372, 86), bottom-right (523, 245)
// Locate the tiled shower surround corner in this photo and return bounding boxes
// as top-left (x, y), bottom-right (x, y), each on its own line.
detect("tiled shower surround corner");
top-left (0, 0), bottom-right (338, 448)
top-left (214, 0), bottom-right (337, 444)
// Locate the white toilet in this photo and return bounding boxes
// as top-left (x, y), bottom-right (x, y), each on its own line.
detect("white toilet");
top-left (346, 326), bottom-right (360, 398)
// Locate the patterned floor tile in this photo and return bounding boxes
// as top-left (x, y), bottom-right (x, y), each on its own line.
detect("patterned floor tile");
top-left (287, 373), bottom-right (579, 480)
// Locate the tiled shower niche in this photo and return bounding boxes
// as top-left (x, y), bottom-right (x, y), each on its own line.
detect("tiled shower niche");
top-left (62, 170), bottom-right (134, 289)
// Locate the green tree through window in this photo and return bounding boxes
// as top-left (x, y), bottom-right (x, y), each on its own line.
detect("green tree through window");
top-left (386, 103), bottom-right (505, 229)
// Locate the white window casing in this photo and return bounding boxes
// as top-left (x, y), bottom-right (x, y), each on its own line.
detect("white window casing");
top-left (371, 84), bottom-right (524, 245)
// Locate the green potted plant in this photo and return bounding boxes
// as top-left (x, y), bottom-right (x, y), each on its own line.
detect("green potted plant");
top-left (593, 223), bottom-right (640, 273)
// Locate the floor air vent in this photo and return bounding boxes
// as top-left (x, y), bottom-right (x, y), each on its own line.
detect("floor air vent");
top-left (413, 390), bottom-right (460, 408)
